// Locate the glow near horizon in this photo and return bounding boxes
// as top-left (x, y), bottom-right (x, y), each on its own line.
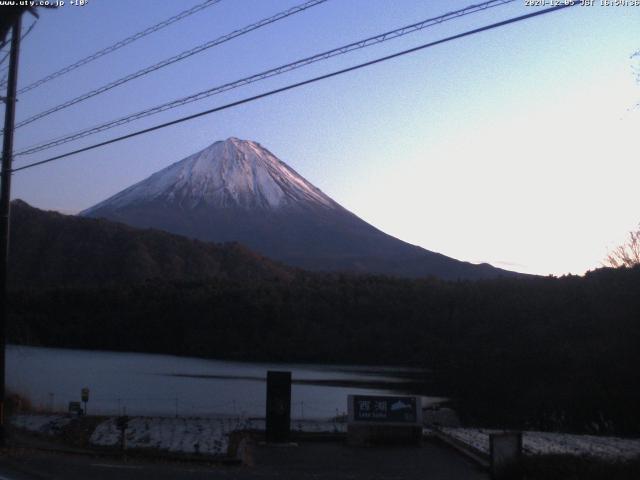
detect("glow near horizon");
top-left (5, 0), bottom-right (639, 277)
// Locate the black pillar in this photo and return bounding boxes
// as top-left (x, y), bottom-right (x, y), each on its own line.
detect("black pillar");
top-left (265, 370), bottom-right (291, 443)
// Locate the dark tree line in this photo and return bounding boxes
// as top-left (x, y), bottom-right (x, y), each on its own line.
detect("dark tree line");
top-left (8, 266), bottom-right (640, 434)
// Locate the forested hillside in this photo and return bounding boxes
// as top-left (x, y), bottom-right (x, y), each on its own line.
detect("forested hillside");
top-left (9, 200), bottom-right (291, 287)
top-left (9, 266), bottom-right (640, 435)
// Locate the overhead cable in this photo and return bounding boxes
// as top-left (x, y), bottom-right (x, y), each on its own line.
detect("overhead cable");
top-left (15, 0), bottom-right (515, 157)
top-left (0, 20), bottom-right (37, 86)
top-left (12, 3), bottom-right (577, 174)
top-left (16, 0), bottom-right (224, 94)
top-left (10, 0), bottom-right (328, 131)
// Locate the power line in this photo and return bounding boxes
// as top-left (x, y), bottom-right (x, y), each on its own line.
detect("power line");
top-left (11, 3), bottom-right (577, 174)
top-left (0, 20), bottom-right (36, 83)
top-left (15, 0), bottom-right (224, 95)
top-left (10, 0), bottom-right (328, 131)
top-left (0, 51), bottom-right (9, 68)
top-left (15, 0), bottom-right (516, 157)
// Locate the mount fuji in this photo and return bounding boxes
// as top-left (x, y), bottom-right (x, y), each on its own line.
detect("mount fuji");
top-left (81, 137), bottom-right (516, 280)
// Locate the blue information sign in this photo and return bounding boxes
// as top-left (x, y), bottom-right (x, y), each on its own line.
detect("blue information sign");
top-left (351, 395), bottom-right (418, 423)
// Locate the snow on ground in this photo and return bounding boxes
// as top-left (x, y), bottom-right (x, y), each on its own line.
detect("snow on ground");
top-left (13, 414), bottom-right (639, 461)
top-left (90, 416), bottom-right (248, 456)
top-left (11, 414), bottom-right (346, 457)
top-left (290, 419), bottom-right (347, 433)
top-left (438, 427), bottom-right (640, 461)
top-left (92, 416), bottom-right (346, 456)
top-left (10, 414), bottom-right (71, 435)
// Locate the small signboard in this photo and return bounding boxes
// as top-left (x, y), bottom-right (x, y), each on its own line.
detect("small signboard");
top-left (347, 395), bottom-right (422, 446)
top-left (81, 387), bottom-right (90, 403)
top-left (349, 395), bottom-right (421, 425)
top-left (68, 401), bottom-right (82, 415)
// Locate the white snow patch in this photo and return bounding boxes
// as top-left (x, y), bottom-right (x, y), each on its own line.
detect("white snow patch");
top-left (11, 414), bottom-right (71, 435)
top-left (90, 416), bottom-right (346, 456)
top-left (11, 413), bottom-right (344, 458)
top-left (90, 417), bottom-right (239, 455)
top-left (438, 427), bottom-right (640, 461)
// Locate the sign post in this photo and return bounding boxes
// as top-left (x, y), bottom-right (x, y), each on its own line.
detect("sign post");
top-left (347, 394), bottom-right (422, 446)
top-left (117, 415), bottom-right (129, 452)
top-left (81, 387), bottom-right (89, 415)
top-left (265, 371), bottom-right (291, 443)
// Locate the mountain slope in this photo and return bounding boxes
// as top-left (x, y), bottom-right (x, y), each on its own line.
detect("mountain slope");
top-left (82, 137), bottom-right (518, 280)
top-left (9, 200), bottom-right (291, 288)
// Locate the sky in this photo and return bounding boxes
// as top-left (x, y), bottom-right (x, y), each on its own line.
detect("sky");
top-left (2, 0), bottom-right (638, 276)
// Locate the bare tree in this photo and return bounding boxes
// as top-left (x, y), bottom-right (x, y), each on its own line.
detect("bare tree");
top-left (605, 225), bottom-right (640, 268)
top-left (633, 49), bottom-right (640, 110)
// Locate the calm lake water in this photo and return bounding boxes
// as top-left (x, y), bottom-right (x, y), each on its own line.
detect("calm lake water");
top-left (7, 345), bottom-right (442, 419)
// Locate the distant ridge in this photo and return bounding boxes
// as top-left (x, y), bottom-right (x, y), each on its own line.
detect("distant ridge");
top-left (9, 199), bottom-right (291, 288)
top-left (82, 137), bottom-right (520, 280)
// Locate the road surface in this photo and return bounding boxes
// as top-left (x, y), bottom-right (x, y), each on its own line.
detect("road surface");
top-left (0, 440), bottom-right (489, 479)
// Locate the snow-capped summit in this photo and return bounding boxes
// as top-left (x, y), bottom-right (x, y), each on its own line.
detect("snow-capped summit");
top-left (82, 138), bottom-right (517, 280)
top-left (83, 137), bottom-right (336, 214)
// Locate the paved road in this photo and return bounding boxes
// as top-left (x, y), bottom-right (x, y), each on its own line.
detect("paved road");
top-left (0, 441), bottom-right (489, 479)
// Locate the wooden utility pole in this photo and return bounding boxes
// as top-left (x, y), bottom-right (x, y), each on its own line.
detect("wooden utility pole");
top-left (0, 13), bottom-right (22, 447)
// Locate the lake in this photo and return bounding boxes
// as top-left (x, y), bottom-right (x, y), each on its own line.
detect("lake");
top-left (7, 345), bottom-right (443, 419)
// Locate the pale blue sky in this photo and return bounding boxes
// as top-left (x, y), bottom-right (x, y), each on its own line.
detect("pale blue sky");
top-left (5, 0), bottom-right (639, 275)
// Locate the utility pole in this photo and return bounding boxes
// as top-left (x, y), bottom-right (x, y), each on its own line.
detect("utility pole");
top-left (0, 13), bottom-right (22, 448)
